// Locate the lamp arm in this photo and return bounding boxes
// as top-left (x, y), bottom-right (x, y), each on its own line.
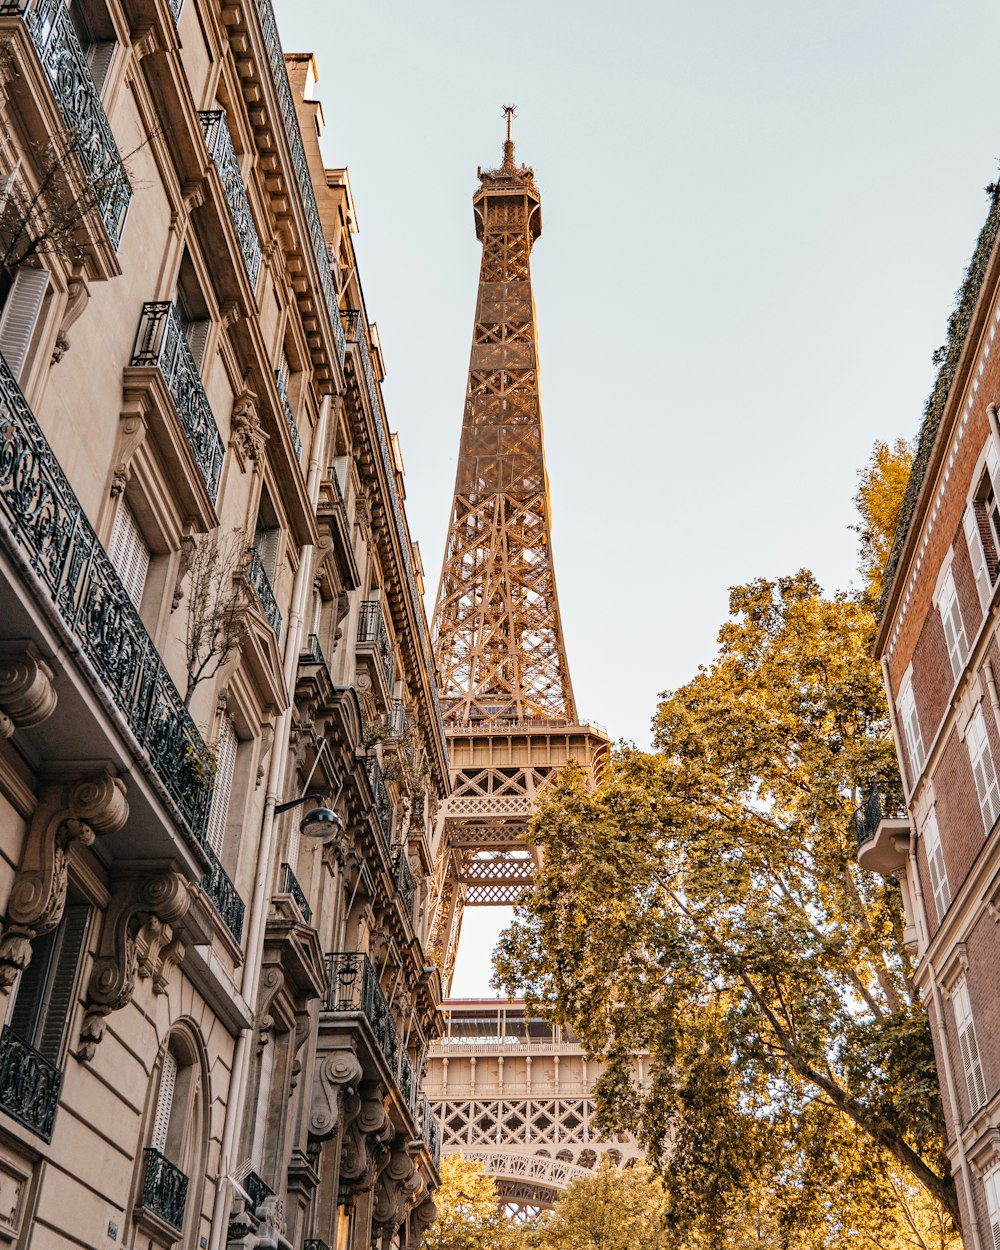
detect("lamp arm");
top-left (273, 793), bottom-right (324, 816)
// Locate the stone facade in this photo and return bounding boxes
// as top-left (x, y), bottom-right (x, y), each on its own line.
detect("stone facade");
top-left (866, 188), bottom-right (1000, 1248)
top-left (0, 2), bottom-right (445, 1248)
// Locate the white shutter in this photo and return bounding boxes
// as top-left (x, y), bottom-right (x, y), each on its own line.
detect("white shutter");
top-left (150, 1047), bottom-right (177, 1153)
top-left (0, 267), bottom-right (49, 381)
top-left (184, 318), bottom-right (210, 370)
top-left (922, 810), bottom-right (950, 923)
top-left (107, 503), bottom-right (150, 608)
top-left (953, 977), bottom-right (987, 1112)
top-left (897, 678), bottom-right (924, 777)
top-left (967, 707), bottom-right (1000, 830)
top-left (966, 502), bottom-right (993, 610)
top-left (988, 442), bottom-right (1000, 499)
top-left (938, 568), bottom-right (969, 681)
top-left (984, 1166), bottom-right (1000, 1250)
top-left (206, 716), bottom-right (237, 857)
top-left (86, 40), bottom-right (116, 94)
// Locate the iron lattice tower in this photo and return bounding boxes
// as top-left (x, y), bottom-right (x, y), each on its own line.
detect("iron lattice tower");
top-left (427, 114), bottom-right (617, 1216)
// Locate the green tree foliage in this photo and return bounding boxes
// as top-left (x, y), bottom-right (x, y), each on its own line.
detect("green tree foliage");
top-left (527, 1159), bottom-right (668, 1250)
top-left (494, 563), bottom-right (959, 1246)
top-left (422, 1153), bottom-right (525, 1250)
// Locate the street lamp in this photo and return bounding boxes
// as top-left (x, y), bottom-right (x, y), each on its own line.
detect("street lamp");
top-left (274, 792), bottom-right (343, 840)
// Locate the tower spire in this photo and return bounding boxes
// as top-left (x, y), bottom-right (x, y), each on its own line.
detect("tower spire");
top-left (502, 103), bottom-right (516, 171)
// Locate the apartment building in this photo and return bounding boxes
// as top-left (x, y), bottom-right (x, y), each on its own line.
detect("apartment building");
top-left (0, 1), bottom-right (445, 1247)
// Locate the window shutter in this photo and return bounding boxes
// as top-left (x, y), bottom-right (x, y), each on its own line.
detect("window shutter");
top-left (8, 926), bottom-right (57, 1043)
top-left (897, 680), bottom-right (924, 776)
top-left (184, 318), bottom-right (211, 370)
top-left (966, 502), bottom-right (993, 608)
top-left (0, 267), bottom-right (49, 382)
top-left (87, 40), bottom-right (116, 93)
top-left (968, 708), bottom-right (1000, 830)
top-left (985, 1166), bottom-right (1000, 1250)
top-left (922, 810), bottom-right (950, 924)
top-left (254, 522), bottom-right (280, 581)
top-left (150, 1047), bottom-right (177, 1154)
top-left (206, 716), bottom-right (238, 857)
top-left (107, 502), bottom-right (150, 609)
top-left (954, 978), bottom-right (987, 1113)
top-left (36, 903), bottom-right (89, 1064)
top-left (938, 568), bottom-right (968, 681)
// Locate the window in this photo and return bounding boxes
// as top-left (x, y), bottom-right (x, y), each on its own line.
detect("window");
top-left (107, 501), bottom-right (150, 608)
top-left (984, 1165), bottom-right (1000, 1250)
top-left (953, 976), bottom-right (987, 1113)
top-left (67, 0), bottom-right (117, 94)
top-left (967, 706), bottom-right (1000, 830)
top-left (936, 566), bottom-right (968, 682)
top-left (965, 442), bottom-right (1000, 609)
top-left (9, 902), bottom-right (89, 1063)
top-left (253, 491), bottom-right (281, 581)
top-left (922, 809), bottom-right (950, 923)
top-left (897, 675), bottom-right (924, 778)
top-left (0, 266), bottom-right (49, 382)
top-left (206, 715), bottom-right (237, 858)
top-left (174, 253), bottom-right (211, 371)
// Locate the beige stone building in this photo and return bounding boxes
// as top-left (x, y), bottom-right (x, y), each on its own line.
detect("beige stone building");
top-left (0, 0), bottom-right (445, 1247)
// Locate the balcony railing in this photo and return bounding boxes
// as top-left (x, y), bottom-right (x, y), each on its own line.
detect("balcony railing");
top-left (140, 1147), bottom-right (188, 1232)
top-left (202, 855), bottom-right (245, 944)
top-left (274, 367), bottom-right (302, 460)
top-left (243, 1169), bottom-right (274, 1211)
top-left (245, 546), bottom-right (282, 639)
top-left (391, 845), bottom-right (415, 922)
top-left (420, 1094), bottom-right (441, 1168)
top-left (389, 697), bottom-right (408, 741)
top-left (853, 787), bottom-right (906, 848)
top-left (0, 1026), bottom-right (61, 1141)
top-left (368, 758), bottom-right (392, 848)
top-left (280, 862), bottom-right (312, 924)
top-left (398, 1051), bottom-right (418, 1119)
top-left (198, 110), bottom-right (262, 289)
top-left (0, 352), bottom-right (213, 844)
top-left (300, 632), bottom-right (326, 667)
top-left (0, 0), bottom-right (132, 246)
top-left (323, 952), bottom-right (398, 1072)
top-left (328, 464), bottom-right (347, 511)
top-left (303, 1241), bottom-right (331, 1250)
top-left (357, 600), bottom-right (394, 688)
top-left (250, 0), bottom-right (345, 365)
top-left (131, 302), bottom-right (224, 501)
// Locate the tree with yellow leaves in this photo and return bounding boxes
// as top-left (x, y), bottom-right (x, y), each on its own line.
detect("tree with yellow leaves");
top-left (421, 1153), bottom-right (525, 1250)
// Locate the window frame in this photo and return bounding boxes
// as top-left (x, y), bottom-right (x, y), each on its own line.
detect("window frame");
top-left (953, 975), bottom-right (988, 1114)
top-left (967, 705), bottom-right (1000, 831)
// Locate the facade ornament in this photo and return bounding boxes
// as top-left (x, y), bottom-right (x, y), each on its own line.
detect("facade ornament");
top-left (309, 1041), bottom-right (364, 1141)
top-left (256, 963), bottom-right (284, 1053)
top-left (406, 1197), bottom-right (438, 1250)
top-left (109, 405), bottom-right (147, 498)
top-left (50, 274), bottom-right (89, 365)
top-left (0, 642), bottom-right (58, 731)
top-left (230, 381), bottom-right (267, 466)
top-left (0, 769), bottom-right (128, 990)
top-left (170, 528), bottom-right (197, 611)
top-left (339, 1086), bottom-right (392, 1201)
top-left (78, 870), bottom-right (193, 1059)
top-left (372, 1143), bottom-right (418, 1247)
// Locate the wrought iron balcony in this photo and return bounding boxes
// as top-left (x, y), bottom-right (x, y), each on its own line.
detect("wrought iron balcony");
top-left (131, 302), bottom-right (224, 502)
top-left (420, 1094), bottom-right (441, 1168)
top-left (391, 845), bottom-right (415, 922)
top-left (274, 367), bottom-right (302, 460)
top-left (168, 0), bottom-right (182, 20)
top-left (300, 632), bottom-right (326, 667)
top-left (0, 352), bottom-right (213, 844)
top-left (0, 0), bottom-right (132, 246)
top-left (389, 697), bottom-right (408, 740)
top-left (243, 1169), bottom-right (274, 1211)
top-left (368, 757), bottom-right (392, 848)
top-left (357, 600), bottom-right (394, 688)
top-left (328, 464), bottom-right (347, 511)
top-left (0, 1025), bottom-right (61, 1141)
top-left (323, 952), bottom-right (398, 1072)
top-left (280, 862), bottom-right (312, 924)
top-left (249, 0), bottom-right (345, 365)
top-left (398, 1050), bottom-right (418, 1119)
top-left (198, 111), bottom-right (262, 289)
top-left (303, 1241), bottom-right (331, 1250)
top-left (201, 854), bottom-right (245, 944)
top-left (853, 787), bottom-right (906, 848)
top-left (140, 1147), bottom-right (188, 1232)
top-left (245, 546), bottom-right (282, 639)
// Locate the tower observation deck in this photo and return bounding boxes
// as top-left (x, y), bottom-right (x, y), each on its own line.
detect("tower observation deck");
top-left (426, 112), bottom-right (629, 1217)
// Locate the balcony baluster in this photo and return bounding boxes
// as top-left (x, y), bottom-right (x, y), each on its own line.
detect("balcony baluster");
top-left (198, 110), bottom-right (262, 288)
top-left (201, 855), bottom-right (245, 944)
top-left (280, 862), bottom-right (312, 924)
top-left (244, 546), bottom-right (283, 640)
top-left (0, 1026), bottom-right (61, 1141)
top-left (323, 952), bottom-right (398, 1072)
top-left (140, 1147), bottom-right (188, 1232)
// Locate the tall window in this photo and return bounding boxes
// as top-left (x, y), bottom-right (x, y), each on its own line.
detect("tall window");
top-left (206, 715), bottom-right (238, 859)
top-left (936, 566), bottom-right (968, 682)
top-left (9, 902), bottom-right (89, 1063)
top-left (922, 809), bottom-right (950, 924)
top-left (175, 253), bottom-right (211, 371)
top-left (67, 0), bottom-right (117, 94)
top-left (897, 675), bottom-right (924, 778)
top-left (984, 1165), bottom-right (1000, 1250)
top-left (967, 706), bottom-right (1000, 831)
top-left (965, 441), bottom-right (1000, 609)
top-left (107, 501), bottom-right (150, 609)
top-left (953, 976), bottom-right (987, 1114)
top-left (0, 266), bottom-right (49, 382)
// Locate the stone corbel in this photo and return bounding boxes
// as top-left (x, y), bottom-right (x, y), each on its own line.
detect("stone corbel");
top-left (0, 642), bottom-right (58, 738)
top-left (50, 274), bottom-right (89, 365)
top-left (256, 964), bottom-right (284, 1053)
top-left (406, 1197), bottom-right (438, 1250)
top-left (78, 869), bottom-right (193, 1059)
top-left (170, 524), bottom-right (198, 612)
top-left (230, 378), bottom-right (267, 470)
top-left (339, 1086), bottom-right (391, 1199)
top-left (0, 769), bottom-right (128, 990)
top-left (109, 403), bottom-right (148, 498)
top-left (372, 1144), bottom-right (417, 1247)
top-left (309, 1040), bottom-right (363, 1141)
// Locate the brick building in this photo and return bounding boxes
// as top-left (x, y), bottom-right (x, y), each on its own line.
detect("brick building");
top-left (862, 188), bottom-right (1000, 1249)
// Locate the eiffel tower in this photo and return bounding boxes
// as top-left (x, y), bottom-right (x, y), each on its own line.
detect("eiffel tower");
top-left (425, 111), bottom-right (636, 1218)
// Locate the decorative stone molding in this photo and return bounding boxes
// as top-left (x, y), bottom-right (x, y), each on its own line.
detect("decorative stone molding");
top-left (372, 1142), bottom-right (419, 1247)
top-left (0, 768), bottom-right (128, 990)
top-left (0, 642), bottom-right (58, 732)
top-left (50, 275), bottom-right (89, 365)
top-left (231, 381), bottom-right (267, 467)
top-left (309, 1041), bottom-right (363, 1141)
top-left (109, 405), bottom-right (148, 497)
top-left (969, 1125), bottom-right (1000, 1175)
top-left (78, 869), bottom-right (194, 1059)
top-left (170, 529), bottom-right (197, 612)
top-left (406, 1196), bottom-right (438, 1250)
top-left (339, 1085), bottom-right (392, 1201)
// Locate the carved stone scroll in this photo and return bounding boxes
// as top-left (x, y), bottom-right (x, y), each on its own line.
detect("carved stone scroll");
top-left (309, 1041), bottom-right (363, 1142)
top-left (0, 643), bottom-right (57, 733)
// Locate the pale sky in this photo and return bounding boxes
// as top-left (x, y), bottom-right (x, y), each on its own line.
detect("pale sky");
top-left (277, 0), bottom-right (1000, 993)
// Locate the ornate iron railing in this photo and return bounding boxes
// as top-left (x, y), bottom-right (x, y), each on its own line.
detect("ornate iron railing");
top-left (274, 367), bottom-right (302, 460)
top-left (131, 302), bottom-right (224, 501)
top-left (250, 0), bottom-right (345, 366)
top-left (301, 632), bottom-right (325, 666)
top-left (201, 855), bottom-right (245, 944)
top-left (303, 1241), bottom-right (331, 1250)
top-left (854, 787), bottom-right (906, 848)
top-left (367, 757), bottom-right (392, 847)
top-left (391, 845), bottom-right (415, 922)
top-left (140, 1147), bottom-right (188, 1232)
top-left (357, 600), bottom-right (394, 687)
top-left (398, 1051), bottom-right (418, 1119)
top-left (340, 313), bottom-right (447, 755)
top-left (243, 1169), bottom-right (274, 1211)
top-left (0, 0), bottom-right (132, 246)
top-left (198, 110), bottom-right (262, 289)
top-left (323, 952), bottom-right (398, 1071)
top-left (244, 546), bottom-right (282, 639)
top-left (328, 464), bottom-right (347, 511)
top-left (167, 0), bottom-right (182, 21)
top-left (0, 1025), bottom-right (61, 1140)
top-left (0, 352), bottom-right (213, 843)
top-left (389, 697), bottom-right (408, 740)
top-left (280, 862), bottom-right (312, 924)
top-left (420, 1094), bottom-right (441, 1168)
